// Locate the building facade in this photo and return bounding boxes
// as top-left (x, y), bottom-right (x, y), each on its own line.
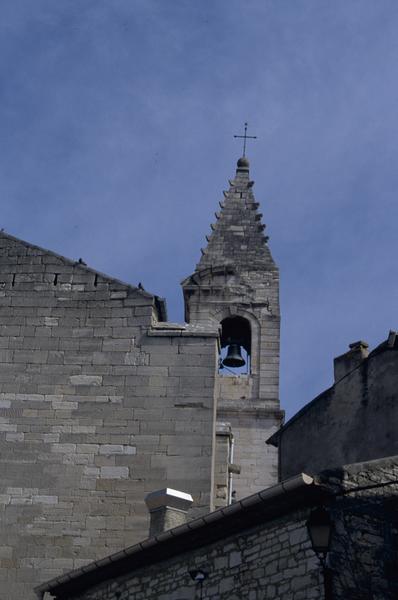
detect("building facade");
top-left (183, 155), bottom-right (283, 500)
top-left (268, 333), bottom-right (398, 480)
top-left (0, 156), bottom-right (282, 598)
top-left (37, 456), bottom-right (398, 600)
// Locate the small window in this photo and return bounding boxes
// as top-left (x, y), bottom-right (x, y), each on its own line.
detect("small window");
top-left (219, 316), bottom-right (251, 375)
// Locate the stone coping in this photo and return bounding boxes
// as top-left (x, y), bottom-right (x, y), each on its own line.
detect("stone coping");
top-left (0, 230), bottom-right (168, 320)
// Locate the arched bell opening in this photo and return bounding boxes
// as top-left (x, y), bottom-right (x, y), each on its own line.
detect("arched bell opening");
top-left (219, 316), bottom-right (251, 375)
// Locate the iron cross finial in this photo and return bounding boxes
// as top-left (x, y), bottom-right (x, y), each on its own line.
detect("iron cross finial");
top-left (233, 122), bottom-right (257, 157)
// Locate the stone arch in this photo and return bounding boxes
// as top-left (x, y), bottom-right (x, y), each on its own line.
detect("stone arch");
top-left (211, 307), bottom-right (261, 376)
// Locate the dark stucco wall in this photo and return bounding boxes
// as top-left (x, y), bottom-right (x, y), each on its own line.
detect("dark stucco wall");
top-left (277, 345), bottom-right (398, 480)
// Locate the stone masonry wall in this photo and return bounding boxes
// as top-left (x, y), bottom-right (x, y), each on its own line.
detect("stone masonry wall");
top-left (47, 456), bottom-right (398, 600)
top-left (181, 158), bottom-right (283, 503)
top-left (62, 508), bottom-right (322, 600)
top-left (218, 409), bottom-right (280, 493)
top-left (325, 456), bottom-right (398, 600)
top-left (213, 423), bottom-right (232, 509)
top-left (183, 269), bottom-right (282, 501)
top-left (0, 233), bottom-right (218, 600)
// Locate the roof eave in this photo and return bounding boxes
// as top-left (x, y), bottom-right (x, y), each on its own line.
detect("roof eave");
top-left (35, 473), bottom-right (331, 599)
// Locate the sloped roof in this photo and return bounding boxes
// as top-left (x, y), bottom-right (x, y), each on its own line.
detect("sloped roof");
top-left (35, 472), bottom-right (329, 599)
top-left (34, 442), bottom-right (398, 599)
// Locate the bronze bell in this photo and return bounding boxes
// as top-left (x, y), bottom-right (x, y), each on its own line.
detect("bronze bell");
top-left (223, 343), bottom-right (245, 368)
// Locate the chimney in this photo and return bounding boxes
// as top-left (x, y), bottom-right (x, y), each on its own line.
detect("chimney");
top-left (387, 330), bottom-right (397, 348)
top-left (145, 488), bottom-right (193, 537)
top-left (334, 340), bottom-right (369, 383)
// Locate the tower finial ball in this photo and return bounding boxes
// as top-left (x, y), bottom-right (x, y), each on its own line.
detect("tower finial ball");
top-left (237, 156), bottom-right (250, 169)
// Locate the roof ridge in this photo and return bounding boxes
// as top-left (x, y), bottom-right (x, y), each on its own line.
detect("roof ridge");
top-left (0, 229), bottom-right (156, 301)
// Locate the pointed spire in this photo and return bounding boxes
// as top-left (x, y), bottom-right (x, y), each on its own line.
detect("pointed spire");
top-left (197, 157), bottom-right (276, 272)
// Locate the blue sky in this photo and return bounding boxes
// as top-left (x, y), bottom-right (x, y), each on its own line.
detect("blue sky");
top-left (1, 1), bottom-right (398, 417)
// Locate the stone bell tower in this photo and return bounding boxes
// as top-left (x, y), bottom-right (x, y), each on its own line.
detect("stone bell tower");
top-left (182, 156), bottom-right (283, 501)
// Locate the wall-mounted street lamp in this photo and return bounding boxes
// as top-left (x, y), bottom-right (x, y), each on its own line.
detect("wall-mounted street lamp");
top-left (189, 569), bottom-right (208, 600)
top-left (306, 507), bottom-right (333, 599)
top-left (307, 506), bottom-right (333, 560)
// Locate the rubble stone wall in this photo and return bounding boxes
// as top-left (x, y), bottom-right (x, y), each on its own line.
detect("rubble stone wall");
top-left (62, 509), bottom-right (322, 600)
top-left (57, 456), bottom-right (398, 600)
